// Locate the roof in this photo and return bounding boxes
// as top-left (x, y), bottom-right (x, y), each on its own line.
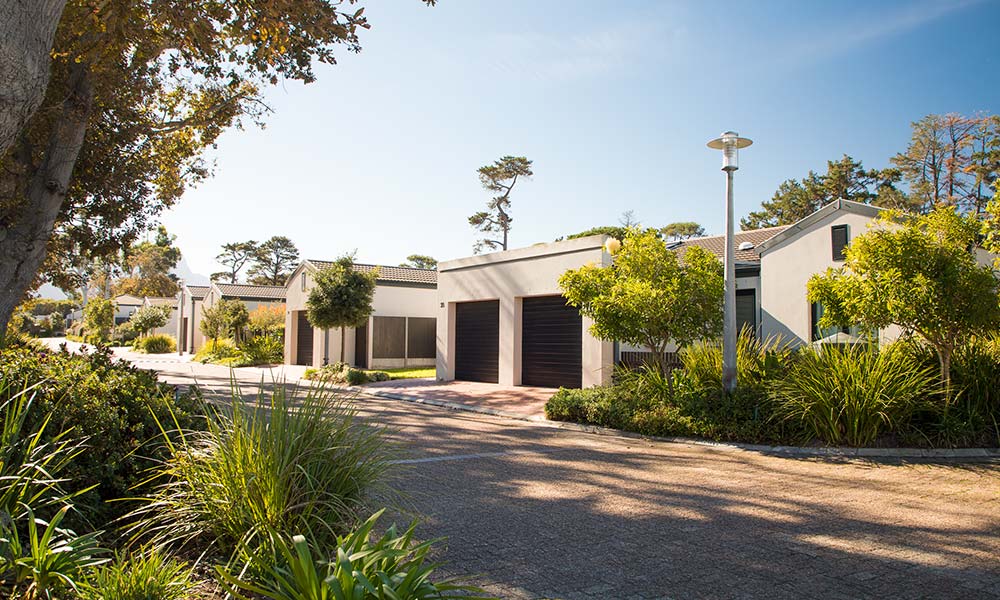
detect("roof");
top-left (439, 235), bottom-right (608, 272)
top-left (185, 285), bottom-right (210, 300)
top-left (213, 283), bottom-right (287, 300)
top-left (114, 294), bottom-right (144, 306)
top-left (671, 226), bottom-right (789, 263)
top-left (305, 261), bottom-right (438, 287)
top-left (754, 199), bottom-right (883, 255)
top-left (143, 296), bottom-right (177, 307)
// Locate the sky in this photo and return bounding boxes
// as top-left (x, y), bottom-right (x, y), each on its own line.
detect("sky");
top-left (160, 0), bottom-right (1000, 281)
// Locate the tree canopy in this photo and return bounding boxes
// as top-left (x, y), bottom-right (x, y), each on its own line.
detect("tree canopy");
top-left (469, 156), bottom-right (532, 253)
top-left (112, 226), bottom-right (182, 297)
top-left (807, 207), bottom-right (1000, 391)
top-left (559, 229), bottom-right (724, 374)
top-left (661, 222), bottom-right (705, 241)
top-left (741, 155), bottom-right (907, 230)
top-left (212, 241), bottom-right (259, 284)
top-left (401, 254), bottom-right (437, 270)
top-left (247, 236), bottom-right (300, 286)
top-left (306, 256), bottom-right (378, 362)
top-left (0, 0), bottom-right (433, 336)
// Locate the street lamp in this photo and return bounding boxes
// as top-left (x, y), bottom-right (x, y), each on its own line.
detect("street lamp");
top-left (707, 131), bottom-right (752, 393)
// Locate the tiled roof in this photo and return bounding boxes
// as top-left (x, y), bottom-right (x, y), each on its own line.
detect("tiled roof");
top-left (214, 283), bottom-right (287, 300)
top-left (671, 226), bottom-right (790, 263)
top-left (186, 285), bottom-right (210, 300)
top-left (143, 296), bottom-right (177, 307)
top-left (307, 261), bottom-right (437, 286)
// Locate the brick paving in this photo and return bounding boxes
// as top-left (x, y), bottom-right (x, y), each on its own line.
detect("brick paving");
top-left (365, 378), bottom-right (554, 418)
top-left (48, 341), bottom-right (1000, 600)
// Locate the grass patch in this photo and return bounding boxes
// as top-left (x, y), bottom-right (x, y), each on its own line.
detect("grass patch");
top-left (380, 367), bottom-right (435, 380)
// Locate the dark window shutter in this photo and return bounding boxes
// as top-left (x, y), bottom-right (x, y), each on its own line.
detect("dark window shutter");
top-left (831, 225), bottom-right (849, 261)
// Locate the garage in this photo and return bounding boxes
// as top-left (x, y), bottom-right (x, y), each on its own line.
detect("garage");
top-left (521, 295), bottom-right (582, 388)
top-left (455, 300), bottom-right (499, 383)
top-left (295, 311), bottom-right (313, 366)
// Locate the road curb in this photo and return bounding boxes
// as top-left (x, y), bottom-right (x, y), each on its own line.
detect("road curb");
top-left (359, 387), bottom-right (1000, 461)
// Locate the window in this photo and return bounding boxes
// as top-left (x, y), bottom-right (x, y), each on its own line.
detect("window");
top-left (736, 289), bottom-right (756, 337)
top-left (831, 224), bottom-right (849, 261)
top-left (300, 272), bottom-right (307, 291)
top-left (810, 302), bottom-right (854, 342)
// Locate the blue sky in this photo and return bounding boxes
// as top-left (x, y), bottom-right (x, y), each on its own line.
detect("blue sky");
top-left (162, 0), bottom-right (1000, 280)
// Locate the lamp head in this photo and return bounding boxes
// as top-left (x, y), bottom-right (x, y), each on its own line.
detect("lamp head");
top-left (707, 131), bottom-right (752, 171)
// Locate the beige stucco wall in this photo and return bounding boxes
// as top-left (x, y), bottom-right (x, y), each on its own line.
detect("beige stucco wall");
top-left (760, 210), bottom-right (903, 346)
top-left (436, 236), bottom-right (614, 388)
top-left (283, 265), bottom-right (439, 369)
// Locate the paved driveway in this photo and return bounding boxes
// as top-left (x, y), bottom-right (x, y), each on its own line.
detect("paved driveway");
top-left (41, 341), bottom-right (1000, 599)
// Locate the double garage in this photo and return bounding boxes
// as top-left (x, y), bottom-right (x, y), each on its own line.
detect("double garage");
top-left (436, 235), bottom-right (613, 389)
top-left (454, 296), bottom-right (582, 389)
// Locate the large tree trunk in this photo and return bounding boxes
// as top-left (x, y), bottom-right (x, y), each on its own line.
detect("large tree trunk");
top-left (0, 64), bottom-right (92, 337)
top-left (0, 0), bottom-right (67, 157)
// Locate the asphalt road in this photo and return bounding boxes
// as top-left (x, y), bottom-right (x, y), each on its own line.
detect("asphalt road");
top-left (43, 340), bottom-right (1000, 599)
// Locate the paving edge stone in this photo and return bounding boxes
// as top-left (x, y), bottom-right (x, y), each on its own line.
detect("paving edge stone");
top-left (356, 387), bottom-right (1000, 461)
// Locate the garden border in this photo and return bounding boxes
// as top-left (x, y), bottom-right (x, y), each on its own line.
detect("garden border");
top-left (357, 386), bottom-right (1000, 460)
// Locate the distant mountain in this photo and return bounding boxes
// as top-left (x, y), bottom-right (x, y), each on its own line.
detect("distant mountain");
top-left (174, 257), bottom-right (210, 286)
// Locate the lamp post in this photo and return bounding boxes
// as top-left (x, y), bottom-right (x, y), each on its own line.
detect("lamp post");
top-left (707, 131), bottom-right (752, 393)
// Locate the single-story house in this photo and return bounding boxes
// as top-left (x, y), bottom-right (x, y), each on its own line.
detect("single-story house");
top-left (436, 236), bottom-right (615, 388)
top-left (284, 261), bottom-right (438, 369)
top-left (176, 284), bottom-right (210, 353)
top-left (187, 282), bottom-right (287, 352)
top-left (143, 296), bottom-right (180, 337)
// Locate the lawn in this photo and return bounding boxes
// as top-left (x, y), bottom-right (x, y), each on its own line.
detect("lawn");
top-left (378, 366), bottom-right (436, 380)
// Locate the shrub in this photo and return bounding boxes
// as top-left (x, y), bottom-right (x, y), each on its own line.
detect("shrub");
top-left (135, 333), bottom-right (176, 354)
top-left (193, 339), bottom-right (240, 364)
top-left (303, 363), bottom-right (390, 386)
top-left (772, 346), bottom-right (940, 446)
top-left (679, 329), bottom-right (794, 392)
top-left (0, 345), bottom-right (201, 525)
top-left (83, 298), bottom-right (115, 343)
top-left (82, 547), bottom-right (196, 600)
top-left (217, 511), bottom-right (483, 600)
top-left (239, 334), bottom-right (283, 365)
top-left (129, 385), bottom-right (396, 566)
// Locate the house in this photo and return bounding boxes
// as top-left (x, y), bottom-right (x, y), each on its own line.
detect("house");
top-left (176, 284), bottom-right (210, 353)
top-left (435, 236), bottom-right (615, 388)
top-left (284, 261), bottom-right (438, 369)
top-left (113, 294), bottom-right (144, 325)
top-left (184, 282), bottom-right (287, 351)
top-left (142, 296), bottom-right (180, 337)
top-left (755, 199), bottom-right (895, 346)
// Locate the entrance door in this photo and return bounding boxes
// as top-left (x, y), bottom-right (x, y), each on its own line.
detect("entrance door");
top-left (180, 317), bottom-right (188, 352)
top-left (296, 311), bottom-right (314, 366)
top-left (454, 300), bottom-right (499, 383)
top-left (354, 321), bottom-right (368, 369)
top-left (521, 296), bottom-right (582, 388)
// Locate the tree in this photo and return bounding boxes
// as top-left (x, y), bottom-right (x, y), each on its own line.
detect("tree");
top-left (212, 241), bottom-right (259, 284)
top-left (468, 156), bottom-right (533, 253)
top-left (128, 304), bottom-right (171, 337)
top-left (248, 236), bottom-right (300, 286)
top-left (0, 1), bottom-right (67, 157)
top-left (83, 297), bottom-right (114, 342)
top-left (742, 155), bottom-right (907, 230)
top-left (401, 254), bottom-right (437, 270)
top-left (306, 256), bottom-right (378, 363)
top-left (248, 304), bottom-right (285, 337)
top-left (112, 226), bottom-right (182, 297)
top-left (199, 298), bottom-right (249, 348)
top-left (199, 303), bottom-right (226, 350)
top-left (808, 207), bottom-right (1000, 393)
top-left (891, 113), bottom-right (999, 214)
top-left (661, 222), bottom-right (705, 241)
top-left (559, 229), bottom-right (724, 376)
top-left (0, 1), bottom-right (435, 340)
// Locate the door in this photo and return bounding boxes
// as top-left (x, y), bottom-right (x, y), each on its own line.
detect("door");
top-left (180, 317), bottom-right (188, 352)
top-left (296, 311), bottom-right (314, 366)
top-left (521, 295), bottom-right (582, 388)
top-left (736, 289), bottom-right (756, 338)
top-left (455, 300), bottom-right (499, 383)
top-left (354, 321), bottom-right (368, 369)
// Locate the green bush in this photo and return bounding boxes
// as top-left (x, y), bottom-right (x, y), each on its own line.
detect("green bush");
top-left (129, 384), bottom-right (397, 566)
top-left (304, 362), bottom-right (391, 386)
top-left (193, 338), bottom-right (240, 363)
top-left (679, 329), bottom-right (794, 391)
top-left (217, 511), bottom-right (483, 600)
top-left (82, 547), bottom-right (196, 600)
top-left (239, 334), bottom-right (283, 365)
top-left (134, 333), bottom-right (176, 354)
top-left (0, 344), bottom-right (201, 525)
top-left (772, 346), bottom-right (940, 446)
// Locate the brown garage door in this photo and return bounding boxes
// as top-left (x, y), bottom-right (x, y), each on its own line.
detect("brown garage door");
top-left (296, 311), bottom-right (313, 366)
top-left (455, 300), bottom-right (499, 383)
top-left (521, 295), bottom-right (581, 388)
